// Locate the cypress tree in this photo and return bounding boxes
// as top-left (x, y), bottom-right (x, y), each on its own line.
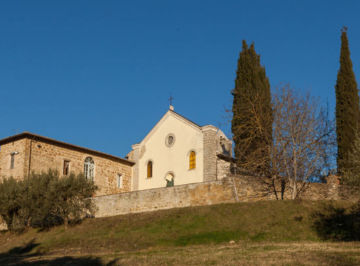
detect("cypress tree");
top-left (335, 27), bottom-right (359, 175)
top-left (231, 41), bottom-right (272, 177)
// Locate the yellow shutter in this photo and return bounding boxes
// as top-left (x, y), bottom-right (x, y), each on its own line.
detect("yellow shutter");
top-left (189, 151), bottom-right (196, 169)
top-left (147, 161), bottom-right (153, 178)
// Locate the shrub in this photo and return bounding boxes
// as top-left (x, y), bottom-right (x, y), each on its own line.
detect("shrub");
top-left (0, 177), bottom-right (27, 231)
top-left (311, 201), bottom-right (360, 241)
top-left (48, 172), bottom-right (97, 229)
top-left (342, 172), bottom-right (360, 187)
top-left (25, 170), bottom-right (64, 228)
top-left (0, 170), bottom-right (97, 231)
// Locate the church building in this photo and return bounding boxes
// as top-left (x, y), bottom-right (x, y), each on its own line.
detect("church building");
top-left (0, 108), bottom-right (233, 196)
top-left (127, 106), bottom-right (233, 191)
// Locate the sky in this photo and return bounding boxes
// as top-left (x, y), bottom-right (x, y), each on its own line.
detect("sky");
top-left (1, 0), bottom-right (360, 158)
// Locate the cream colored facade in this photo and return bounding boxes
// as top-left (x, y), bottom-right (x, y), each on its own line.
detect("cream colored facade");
top-left (0, 133), bottom-right (134, 196)
top-left (127, 107), bottom-right (232, 191)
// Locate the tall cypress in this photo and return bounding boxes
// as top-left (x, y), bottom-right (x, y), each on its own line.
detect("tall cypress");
top-left (231, 41), bottom-right (272, 177)
top-left (335, 27), bottom-right (359, 175)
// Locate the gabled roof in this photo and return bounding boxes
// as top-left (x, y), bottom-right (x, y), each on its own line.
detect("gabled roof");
top-left (0, 132), bottom-right (135, 166)
top-left (169, 109), bottom-right (202, 128)
top-left (137, 109), bottom-right (202, 146)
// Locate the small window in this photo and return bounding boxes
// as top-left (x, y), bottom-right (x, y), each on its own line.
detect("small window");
top-left (165, 133), bottom-right (175, 147)
top-left (84, 157), bottom-right (95, 181)
top-left (63, 160), bottom-right (70, 176)
top-left (189, 151), bottom-right (196, 170)
top-left (147, 161), bottom-right (153, 178)
top-left (117, 174), bottom-right (123, 188)
top-left (10, 153), bottom-right (15, 169)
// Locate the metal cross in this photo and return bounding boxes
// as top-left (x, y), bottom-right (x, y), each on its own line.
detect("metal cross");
top-left (169, 95), bottom-right (174, 106)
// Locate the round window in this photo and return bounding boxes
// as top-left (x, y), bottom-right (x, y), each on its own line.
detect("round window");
top-left (165, 134), bottom-right (175, 147)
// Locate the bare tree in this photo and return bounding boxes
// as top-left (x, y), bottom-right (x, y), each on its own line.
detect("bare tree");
top-left (272, 86), bottom-right (336, 199)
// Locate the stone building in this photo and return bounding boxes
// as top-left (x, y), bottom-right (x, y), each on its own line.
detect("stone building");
top-left (0, 132), bottom-right (134, 196)
top-left (127, 106), bottom-right (233, 191)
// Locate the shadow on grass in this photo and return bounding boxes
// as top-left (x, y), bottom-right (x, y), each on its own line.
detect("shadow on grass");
top-left (0, 239), bottom-right (105, 265)
top-left (312, 201), bottom-right (360, 241)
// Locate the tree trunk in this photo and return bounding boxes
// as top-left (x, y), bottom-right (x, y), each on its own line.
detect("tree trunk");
top-left (281, 179), bottom-right (286, 200)
top-left (26, 217), bottom-right (32, 228)
top-left (292, 179), bottom-right (297, 200)
top-left (292, 150), bottom-right (298, 200)
top-left (272, 178), bottom-right (279, 200)
top-left (64, 217), bottom-right (68, 230)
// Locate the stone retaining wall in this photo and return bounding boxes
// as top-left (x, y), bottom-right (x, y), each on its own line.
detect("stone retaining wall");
top-left (94, 178), bottom-right (237, 217)
top-left (94, 175), bottom-right (359, 218)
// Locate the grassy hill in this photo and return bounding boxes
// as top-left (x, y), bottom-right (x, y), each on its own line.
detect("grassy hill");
top-left (0, 200), bottom-right (359, 265)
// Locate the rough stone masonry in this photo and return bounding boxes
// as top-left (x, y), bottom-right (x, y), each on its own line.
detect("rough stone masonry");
top-left (93, 175), bottom-right (359, 218)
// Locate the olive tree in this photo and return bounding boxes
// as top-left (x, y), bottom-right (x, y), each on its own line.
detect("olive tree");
top-left (0, 170), bottom-right (97, 231)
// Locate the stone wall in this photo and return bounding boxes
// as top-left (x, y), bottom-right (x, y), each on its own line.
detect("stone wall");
top-left (202, 126), bottom-right (217, 182)
top-left (27, 138), bottom-right (133, 196)
top-left (231, 175), bottom-right (358, 202)
top-left (0, 139), bottom-right (28, 181)
top-left (94, 178), bottom-right (236, 217)
top-left (94, 175), bottom-right (360, 218)
top-left (202, 126), bottom-right (233, 182)
top-left (216, 157), bottom-right (231, 180)
top-left (0, 137), bottom-right (133, 196)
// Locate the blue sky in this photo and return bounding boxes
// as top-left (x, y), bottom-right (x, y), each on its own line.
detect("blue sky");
top-left (1, 0), bottom-right (360, 158)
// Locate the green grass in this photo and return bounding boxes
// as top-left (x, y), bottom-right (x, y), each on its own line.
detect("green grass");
top-left (0, 200), bottom-right (355, 255)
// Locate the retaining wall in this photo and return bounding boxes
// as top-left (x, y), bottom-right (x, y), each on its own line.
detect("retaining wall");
top-left (94, 175), bottom-right (359, 218)
top-left (94, 178), bottom-right (237, 217)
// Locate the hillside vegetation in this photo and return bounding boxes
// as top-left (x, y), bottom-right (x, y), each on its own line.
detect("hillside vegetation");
top-left (0, 200), bottom-right (359, 265)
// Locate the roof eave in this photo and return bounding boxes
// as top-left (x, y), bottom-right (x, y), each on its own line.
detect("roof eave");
top-left (0, 132), bottom-right (135, 166)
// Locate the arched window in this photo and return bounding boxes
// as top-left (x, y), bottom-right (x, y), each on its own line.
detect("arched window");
top-left (189, 151), bottom-right (196, 169)
top-left (165, 172), bottom-right (174, 187)
top-left (147, 161), bottom-right (153, 178)
top-left (117, 174), bottom-right (123, 188)
top-left (84, 157), bottom-right (95, 181)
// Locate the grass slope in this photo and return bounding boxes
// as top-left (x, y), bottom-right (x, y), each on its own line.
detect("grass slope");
top-left (0, 200), bottom-right (358, 265)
